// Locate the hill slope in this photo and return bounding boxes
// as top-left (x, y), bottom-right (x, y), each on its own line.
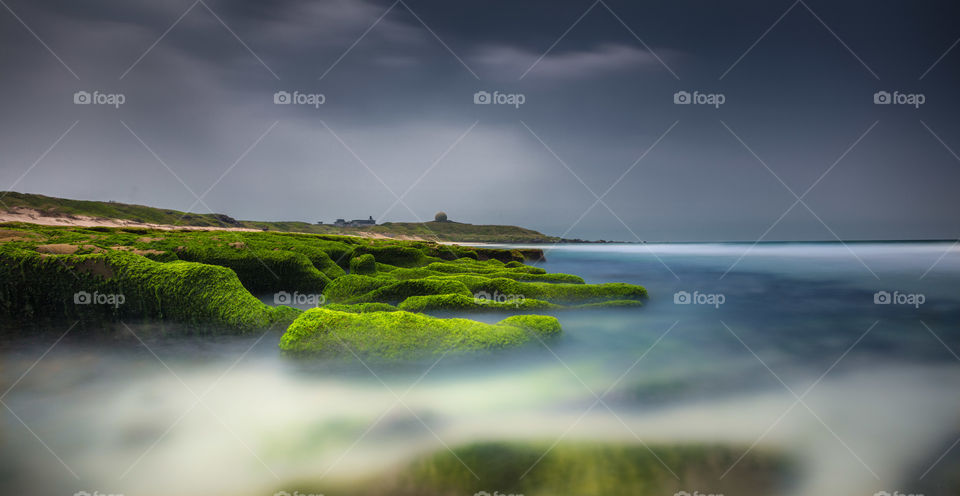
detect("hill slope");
top-left (0, 191), bottom-right (560, 243)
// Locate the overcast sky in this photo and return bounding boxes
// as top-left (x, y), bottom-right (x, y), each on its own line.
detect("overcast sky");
top-left (1, 0), bottom-right (958, 241)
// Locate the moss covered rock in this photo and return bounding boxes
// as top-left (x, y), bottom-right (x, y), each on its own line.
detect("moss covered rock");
top-left (279, 308), bottom-right (560, 358)
top-left (397, 293), bottom-right (559, 313)
top-left (369, 441), bottom-right (789, 496)
top-left (349, 253), bottom-right (377, 275)
top-left (423, 276), bottom-right (646, 304)
top-left (323, 274), bottom-right (394, 302)
top-left (0, 246), bottom-right (297, 331)
top-left (175, 245), bottom-right (331, 294)
top-left (351, 244), bottom-right (433, 267)
top-left (396, 294), bottom-right (642, 313)
top-left (343, 279), bottom-right (473, 305)
top-left (322, 302), bottom-right (399, 313)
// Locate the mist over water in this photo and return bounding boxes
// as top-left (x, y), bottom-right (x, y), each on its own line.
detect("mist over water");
top-left (2, 242), bottom-right (959, 496)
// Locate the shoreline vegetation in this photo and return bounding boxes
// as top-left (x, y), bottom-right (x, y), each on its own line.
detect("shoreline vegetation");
top-left (0, 222), bottom-right (647, 358)
top-left (0, 191), bottom-right (629, 244)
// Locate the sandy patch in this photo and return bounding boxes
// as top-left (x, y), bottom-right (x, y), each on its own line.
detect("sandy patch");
top-left (73, 259), bottom-right (114, 279)
top-left (36, 244), bottom-right (79, 254)
top-left (110, 246), bottom-right (165, 256)
top-left (0, 229), bottom-right (41, 242)
top-left (0, 207), bottom-right (259, 232)
top-left (36, 244), bottom-right (105, 254)
top-left (353, 231), bottom-right (426, 241)
top-left (2, 207), bottom-right (430, 241)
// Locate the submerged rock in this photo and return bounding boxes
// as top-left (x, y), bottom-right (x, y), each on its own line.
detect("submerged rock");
top-left (276, 441), bottom-right (793, 496)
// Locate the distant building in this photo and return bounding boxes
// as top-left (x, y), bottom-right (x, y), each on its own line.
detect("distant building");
top-left (333, 216), bottom-right (375, 227)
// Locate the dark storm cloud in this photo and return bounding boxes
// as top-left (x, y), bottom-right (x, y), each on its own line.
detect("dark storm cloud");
top-left (0, 0), bottom-right (958, 240)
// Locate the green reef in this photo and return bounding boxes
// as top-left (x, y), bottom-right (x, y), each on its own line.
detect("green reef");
top-left (0, 223), bottom-right (647, 357)
top-left (0, 244), bottom-right (295, 331)
top-left (279, 308), bottom-right (561, 359)
top-left (274, 441), bottom-right (791, 496)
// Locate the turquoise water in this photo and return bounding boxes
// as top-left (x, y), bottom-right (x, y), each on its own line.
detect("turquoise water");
top-left (2, 242), bottom-right (959, 495)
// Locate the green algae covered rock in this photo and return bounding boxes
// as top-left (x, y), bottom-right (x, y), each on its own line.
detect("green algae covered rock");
top-left (351, 244), bottom-right (434, 267)
top-left (279, 308), bottom-right (561, 358)
top-left (420, 276), bottom-right (646, 305)
top-left (322, 274), bottom-right (394, 301)
top-left (396, 294), bottom-right (644, 313)
top-left (0, 224), bottom-right (647, 353)
top-left (0, 246), bottom-right (297, 331)
top-left (366, 441), bottom-right (790, 496)
top-left (349, 253), bottom-right (377, 275)
top-left (397, 293), bottom-right (560, 313)
top-left (322, 302), bottom-right (399, 313)
top-left (497, 314), bottom-right (562, 336)
top-left (386, 263), bottom-right (584, 284)
top-left (334, 278), bottom-right (473, 305)
top-left (175, 245), bottom-right (331, 294)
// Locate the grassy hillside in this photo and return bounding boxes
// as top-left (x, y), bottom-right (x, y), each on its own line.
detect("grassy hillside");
top-left (367, 221), bottom-right (559, 243)
top-left (0, 191), bottom-right (560, 242)
top-left (0, 191), bottom-right (239, 227)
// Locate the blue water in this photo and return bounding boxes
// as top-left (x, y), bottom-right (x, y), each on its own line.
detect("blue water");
top-left (1, 242), bottom-right (959, 496)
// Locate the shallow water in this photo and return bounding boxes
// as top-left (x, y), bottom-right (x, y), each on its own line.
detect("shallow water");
top-left (2, 242), bottom-right (959, 495)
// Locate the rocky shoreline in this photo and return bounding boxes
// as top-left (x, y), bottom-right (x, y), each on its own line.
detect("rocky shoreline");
top-left (0, 223), bottom-right (647, 358)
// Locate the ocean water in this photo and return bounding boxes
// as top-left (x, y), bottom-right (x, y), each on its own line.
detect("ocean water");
top-left (1, 242), bottom-right (959, 495)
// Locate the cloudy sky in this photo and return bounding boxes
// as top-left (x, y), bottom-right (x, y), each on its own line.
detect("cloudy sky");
top-left (0, 0), bottom-right (958, 241)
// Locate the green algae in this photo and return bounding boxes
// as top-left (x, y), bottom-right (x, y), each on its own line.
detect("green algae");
top-left (0, 245), bottom-right (296, 331)
top-left (1, 224), bottom-right (647, 356)
top-left (349, 253), bottom-right (377, 275)
top-left (279, 308), bottom-right (560, 358)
